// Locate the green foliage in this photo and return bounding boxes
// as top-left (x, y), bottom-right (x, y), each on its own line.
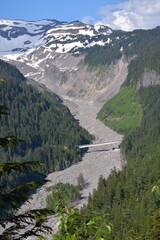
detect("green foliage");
top-left (0, 104), bottom-right (24, 148)
top-left (152, 180), bottom-right (160, 194)
top-left (0, 208), bottom-right (54, 240)
top-left (2, 26), bottom-right (160, 239)
top-left (0, 60), bottom-right (92, 193)
top-left (82, 86), bottom-right (160, 239)
top-left (84, 27), bottom-right (160, 73)
top-left (0, 135), bottom-right (24, 148)
top-left (0, 77), bottom-right (5, 82)
top-left (0, 161), bottom-right (42, 177)
top-left (75, 28), bottom-right (160, 237)
top-left (46, 182), bottom-right (81, 211)
top-left (0, 103), bottom-right (38, 214)
top-left (0, 61), bottom-right (91, 238)
top-left (0, 105), bottom-right (8, 118)
top-left (96, 33), bottom-right (160, 239)
top-left (61, 73), bottom-right (68, 84)
top-left (124, 27), bottom-right (160, 86)
top-left (97, 85), bottom-right (143, 133)
top-left (0, 178), bottom-right (48, 214)
top-left (52, 195), bottom-right (112, 240)
top-left (84, 43), bottom-right (122, 66)
top-left (97, 28), bottom-right (160, 134)
top-left (0, 89), bottom-right (54, 239)
top-left (77, 173), bottom-right (85, 190)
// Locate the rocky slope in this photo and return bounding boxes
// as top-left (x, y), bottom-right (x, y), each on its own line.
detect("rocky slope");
top-left (0, 19), bottom-right (129, 101)
top-left (0, 19), bottom-right (127, 238)
top-left (1, 52), bottom-right (128, 101)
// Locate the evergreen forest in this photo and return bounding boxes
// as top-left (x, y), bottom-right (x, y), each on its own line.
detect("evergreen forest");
top-left (1, 25), bottom-right (160, 239)
top-left (82, 86), bottom-right (160, 239)
top-left (50, 88), bottom-right (160, 239)
top-left (76, 26), bottom-right (160, 239)
top-left (51, 26), bottom-right (160, 239)
top-left (0, 60), bottom-right (92, 196)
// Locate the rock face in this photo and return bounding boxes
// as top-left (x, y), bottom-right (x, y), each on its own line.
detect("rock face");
top-left (1, 51), bottom-right (129, 101)
top-left (137, 70), bottom-right (160, 89)
top-left (0, 19), bottom-right (129, 102)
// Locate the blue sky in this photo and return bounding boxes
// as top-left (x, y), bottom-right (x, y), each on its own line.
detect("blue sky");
top-left (1, 0), bottom-right (160, 31)
top-left (1, 0), bottom-right (123, 22)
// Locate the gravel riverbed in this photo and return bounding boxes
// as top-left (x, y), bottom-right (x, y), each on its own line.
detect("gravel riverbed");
top-left (16, 99), bottom-right (123, 239)
top-left (18, 99), bottom-right (123, 213)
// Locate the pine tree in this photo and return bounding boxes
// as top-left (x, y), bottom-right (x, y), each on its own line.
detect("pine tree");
top-left (0, 79), bottom-right (53, 239)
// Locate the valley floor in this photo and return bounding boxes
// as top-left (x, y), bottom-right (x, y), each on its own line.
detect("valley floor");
top-left (17, 98), bottom-right (123, 237)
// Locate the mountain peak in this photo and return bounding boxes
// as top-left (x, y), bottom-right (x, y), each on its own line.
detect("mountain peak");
top-left (0, 19), bottom-right (113, 55)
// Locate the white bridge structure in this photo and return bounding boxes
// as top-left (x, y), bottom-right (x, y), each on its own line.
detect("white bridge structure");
top-left (78, 140), bottom-right (121, 150)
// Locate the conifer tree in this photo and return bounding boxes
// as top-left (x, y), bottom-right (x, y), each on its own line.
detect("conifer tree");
top-left (0, 79), bottom-right (53, 239)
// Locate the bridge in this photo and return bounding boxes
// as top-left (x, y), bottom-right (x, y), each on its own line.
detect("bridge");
top-left (77, 140), bottom-right (121, 149)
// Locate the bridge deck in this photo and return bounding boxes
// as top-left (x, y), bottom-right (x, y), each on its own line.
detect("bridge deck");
top-left (78, 140), bottom-right (121, 149)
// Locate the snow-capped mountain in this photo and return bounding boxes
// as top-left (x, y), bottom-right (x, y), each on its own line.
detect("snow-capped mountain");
top-left (0, 19), bottom-right (112, 55)
top-left (0, 19), bottom-right (128, 101)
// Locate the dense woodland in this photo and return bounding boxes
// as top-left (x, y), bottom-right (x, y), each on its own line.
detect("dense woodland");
top-left (82, 86), bottom-right (160, 239)
top-left (51, 86), bottom-right (160, 239)
top-left (51, 27), bottom-right (160, 239)
top-left (1, 25), bottom-right (160, 239)
top-left (97, 27), bottom-right (160, 134)
top-left (79, 27), bottom-right (160, 239)
top-left (0, 60), bottom-right (92, 193)
top-left (84, 26), bottom-right (160, 75)
top-left (46, 182), bottom-right (81, 211)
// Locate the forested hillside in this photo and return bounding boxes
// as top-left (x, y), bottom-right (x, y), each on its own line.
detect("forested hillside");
top-left (47, 26), bottom-right (160, 239)
top-left (1, 23), bottom-right (160, 239)
top-left (0, 60), bottom-right (92, 190)
top-left (84, 26), bottom-right (160, 71)
top-left (83, 86), bottom-right (160, 239)
top-left (78, 27), bottom-right (160, 239)
top-left (52, 85), bottom-right (160, 239)
top-left (97, 26), bottom-right (160, 133)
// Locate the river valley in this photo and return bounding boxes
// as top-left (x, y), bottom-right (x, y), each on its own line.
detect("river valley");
top-left (18, 99), bottom-right (123, 212)
top-left (16, 97), bottom-right (123, 238)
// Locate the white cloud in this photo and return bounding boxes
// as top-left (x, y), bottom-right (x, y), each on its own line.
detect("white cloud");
top-left (84, 0), bottom-right (160, 31)
top-left (112, 10), bottom-right (144, 31)
top-left (81, 16), bottom-right (95, 24)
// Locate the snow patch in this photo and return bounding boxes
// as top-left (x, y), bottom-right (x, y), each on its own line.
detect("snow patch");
top-left (78, 29), bottom-right (94, 36)
top-left (120, 46), bottom-right (123, 52)
top-left (55, 41), bottom-right (84, 53)
top-left (94, 22), bottom-right (104, 31)
top-left (0, 34), bottom-right (45, 55)
top-left (106, 38), bottom-right (112, 44)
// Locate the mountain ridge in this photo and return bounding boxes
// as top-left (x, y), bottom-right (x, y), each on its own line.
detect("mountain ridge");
top-left (1, 18), bottom-right (160, 239)
top-left (1, 19), bottom-right (160, 103)
top-left (0, 19), bottom-right (128, 102)
top-left (0, 19), bottom-right (112, 55)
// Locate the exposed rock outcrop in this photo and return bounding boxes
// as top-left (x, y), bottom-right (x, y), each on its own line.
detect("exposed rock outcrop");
top-left (137, 69), bottom-right (160, 89)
